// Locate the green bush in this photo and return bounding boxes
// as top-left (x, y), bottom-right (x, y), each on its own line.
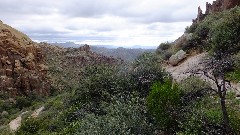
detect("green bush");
top-left (16, 118), bottom-right (42, 135)
top-left (15, 97), bottom-right (32, 110)
top-left (179, 76), bottom-right (210, 93)
top-left (131, 53), bottom-right (168, 97)
top-left (185, 23), bottom-right (198, 33)
top-left (183, 7), bottom-right (240, 53)
top-left (210, 9), bottom-right (240, 58)
top-left (162, 51), bottom-right (173, 60)
top-left (65, 95), bottom-right (157, 135)
top-left (147, 80), bottom-right (183, 133)
top-left (156, 42), bottom-right (172, 53)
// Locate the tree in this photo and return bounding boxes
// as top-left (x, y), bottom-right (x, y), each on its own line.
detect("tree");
top-left (147, 80), bottom-right (183, 133)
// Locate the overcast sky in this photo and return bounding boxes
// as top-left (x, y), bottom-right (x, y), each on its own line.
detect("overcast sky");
top-left (0, 0), bottom-right (213, 47)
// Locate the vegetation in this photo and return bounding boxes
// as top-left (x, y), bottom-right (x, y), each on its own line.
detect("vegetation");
top-left (1, 5), bottom-right (240, 135)
top-left (147, 80), bottom-right (183, 133)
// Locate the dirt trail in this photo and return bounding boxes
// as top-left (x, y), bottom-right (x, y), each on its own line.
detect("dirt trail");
top-left (9, 111), bottom-right (28, 132)
top-left (31, 106), bottom-right (44, 118)
top-left (9, 106), bottom-right (44, 132)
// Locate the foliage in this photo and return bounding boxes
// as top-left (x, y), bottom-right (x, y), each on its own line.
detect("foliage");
top-left (226, 70), bottom-right (240, 82)
top-left (16, 118), bottom-right (43, 135)
top-left (63, 95), bottom-right (157, 135)
top-left (147, 80), bottom-right (183, 133)
top-left (15, 97), bottom-right (32, 110)
top-left (183, 7), bottom-right (240, 53)
top-left (210, 8), bottom-right (240, 58)
top-left (131, 52), bottom-right (168, 97)
top-left (179, 76), bottom-right (210, 93)
top-left (156, 42), bottom-right (172, 53)
top-left (185, 23), bottom-right (198, 33)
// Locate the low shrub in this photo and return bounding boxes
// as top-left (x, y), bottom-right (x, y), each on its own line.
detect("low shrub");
top-left (147, 80), bottom-right (183, 133)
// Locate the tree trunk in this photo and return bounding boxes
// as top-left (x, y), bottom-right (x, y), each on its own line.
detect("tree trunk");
top-left (220, 96), bottom-right (231, 134)
top-left (219, 76), bottom-right (231, 134)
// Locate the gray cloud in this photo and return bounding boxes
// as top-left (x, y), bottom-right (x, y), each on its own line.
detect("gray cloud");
top-left (0, 0), bottom-right (214, 46)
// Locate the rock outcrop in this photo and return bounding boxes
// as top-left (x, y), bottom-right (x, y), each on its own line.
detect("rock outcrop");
top-left (193, 0), bottom-right (240, 23)
top-left (169, 50), bottom-right (187, 66)
top-left (0, 21), bottom-right (49, 97)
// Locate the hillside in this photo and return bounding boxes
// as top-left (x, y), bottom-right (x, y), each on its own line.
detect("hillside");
top-left (1, 0), bottom-right (240, 135)
top-left (39, 43), bottom-right (121, 91)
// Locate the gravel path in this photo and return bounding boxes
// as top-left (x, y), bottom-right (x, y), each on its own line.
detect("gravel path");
top-left (9, 111), bottom-right (28, 132)
top-left (9, 106), bottom-right (44, 132)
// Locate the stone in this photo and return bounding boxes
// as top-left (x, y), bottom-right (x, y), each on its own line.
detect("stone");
top-left (79, 44), bottom-right (90, 52)
top-left (1, 111), bottom-right (9, 117)
top-left (193, 0), bottom-right (240, 23)
top-left (169, 50), bottom-right (187, 66)
top-left (5, 69), bottom-right (12, 76)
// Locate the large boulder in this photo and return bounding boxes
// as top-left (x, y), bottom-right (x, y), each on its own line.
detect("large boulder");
top-left (169, 50), bottom-right (186, 66)
top-left (0, 21), bottom-right (50, 97)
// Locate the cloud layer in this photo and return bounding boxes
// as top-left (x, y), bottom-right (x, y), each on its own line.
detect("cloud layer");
top-left (0, 0), bottom-right (214, 47)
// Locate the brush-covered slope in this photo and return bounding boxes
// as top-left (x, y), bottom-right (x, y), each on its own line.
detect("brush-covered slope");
top-left (39, 43), bottom-right (121, 91)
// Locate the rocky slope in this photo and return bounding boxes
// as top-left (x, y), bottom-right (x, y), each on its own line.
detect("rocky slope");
top-left (39, 43), bottom-right (122, 91)
top-left (0, 21), bottom-right (49, 97)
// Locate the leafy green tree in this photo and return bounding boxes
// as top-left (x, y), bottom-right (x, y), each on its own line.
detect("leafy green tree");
top-left (147, 80), bottom-right (183, 133)
top-left (131, 52), bottom-right (168, 97)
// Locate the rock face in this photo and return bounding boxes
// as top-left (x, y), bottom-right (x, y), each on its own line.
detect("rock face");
top-left (193, 0), bottom-right (240, 23)
top-left (169, 50), bottom-right (187, 66)
top-left (0, 21), bottom-right (49, 97)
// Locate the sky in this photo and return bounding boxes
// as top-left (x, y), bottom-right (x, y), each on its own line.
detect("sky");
top-left (0, 0), bottom-right (214, 47)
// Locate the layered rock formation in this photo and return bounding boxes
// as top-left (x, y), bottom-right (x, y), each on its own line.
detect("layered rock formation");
top-left (193, 0), bottom-right (240, 23)
top-left (0, 21), bottom-right (49, 97)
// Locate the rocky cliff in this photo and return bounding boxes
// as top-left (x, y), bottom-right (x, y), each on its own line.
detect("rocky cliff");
top-left (193, 0), bottom-right (240, 23)
top-left (0, 21), bottom-right (49, 97)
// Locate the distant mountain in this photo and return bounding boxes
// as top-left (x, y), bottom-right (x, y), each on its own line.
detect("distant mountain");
top-left (51, 42), bottom-right (154, 61)
top-left (90, 46), bottom-right (154, 61)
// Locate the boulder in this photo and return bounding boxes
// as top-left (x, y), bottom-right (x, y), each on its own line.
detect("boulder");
top-left (169, 50), bottom-right (187, 66)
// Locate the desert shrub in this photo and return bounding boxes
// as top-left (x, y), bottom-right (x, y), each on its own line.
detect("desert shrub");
top-left (156, 42), bottom-right (172, 53)
top-left (147, 80), bottom-right (183, 133)
top-left (15, 97), bottom-right (32, 110)
top-left (185, 23), bottom-right (198, 33)
top-left (63, 94), bottom-right (157, 135)
top-left (16, 118), bottom-right (43, 135)
top-left (210, 8), bottom-right (240, 58)
top-left (131, 52), bottom-right (168, 97)
top-left (162, 51), bottom-right (173, 60)
top-left (226, 70), bottom-right (240, 82)
top-left (179, 76), bottom-right (210, 93)
top-left (183, 7), bottom-right (240, 53)
top-left (178, 91), bottom-right (240, 134)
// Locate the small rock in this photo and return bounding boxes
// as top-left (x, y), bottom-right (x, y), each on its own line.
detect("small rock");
top-left (1, 111), bottom-right (9, 117)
